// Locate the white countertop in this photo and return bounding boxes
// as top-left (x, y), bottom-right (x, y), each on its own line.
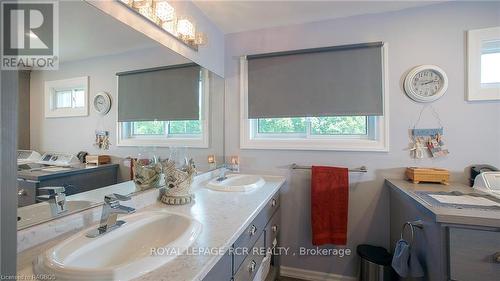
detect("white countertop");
top-left (386, 179), bottom-right (500, 228)
top-left (17, 174), bottom-right (285, 281)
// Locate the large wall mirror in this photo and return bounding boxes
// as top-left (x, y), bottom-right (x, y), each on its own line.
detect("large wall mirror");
top-left (16, 1), bottom-right (224, 229)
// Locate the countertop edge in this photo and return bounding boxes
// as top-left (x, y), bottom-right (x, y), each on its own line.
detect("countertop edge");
top-left (385, 179), bottom-right (500, 228)
top-left (191, 176), bottom-right (285, 281)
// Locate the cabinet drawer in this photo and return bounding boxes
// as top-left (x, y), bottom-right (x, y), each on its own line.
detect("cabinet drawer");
top-left (449, 228), bottom-right (500, 281)
top-left (234, 232), bottom-right (265, 281)
top-left (265, 210), bottom-right (280, 250)
top-left (233, 193), bottom-right (280, 271)
top-left (263, 193), bottom-right (280, 223)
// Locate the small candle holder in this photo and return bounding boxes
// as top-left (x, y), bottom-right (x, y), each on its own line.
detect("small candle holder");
top-left (208, 154), bottom-right (217, 170)
top-left (229, 156), bottom-right (240, 173)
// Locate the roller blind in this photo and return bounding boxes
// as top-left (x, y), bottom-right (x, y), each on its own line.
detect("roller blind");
top-left (117, 64), bottom-right (200, 122)
top-left (247, 42), bottom-right (384, 119)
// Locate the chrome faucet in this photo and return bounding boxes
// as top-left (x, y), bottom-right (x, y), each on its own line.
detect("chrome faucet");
top-left (37, 186), bottom-right (67, 215)
top-left (216, 164), bottom-right (238, 182)
top-left (86, 193), bottom-right (135, 238)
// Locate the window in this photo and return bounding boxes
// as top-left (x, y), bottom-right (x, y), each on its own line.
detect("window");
top-left (254, 116), bottom-right (371, 137)
top-left (117, 70), bottom-right (209, 147)
top-left (53, 88), bottom-right (85, 109)
top-left (480, 41), bottom-right (500, 85)
top-left (128, 120), bottom-right (202, 137)
top-left (467, 26), bottom-right (500, 101)
top-left (240, 44), bottom-right (389, 151)
top-left (255, 116), bottom-right (369, 136)
top-left (45, 77), bottom-right (89, 118)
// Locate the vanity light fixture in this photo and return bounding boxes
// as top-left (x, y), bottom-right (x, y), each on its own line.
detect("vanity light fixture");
top-left (138, 6), bottom-right (160, 24)
top-left (195, 31), bottom-right (208, 46)
top-left (118, 0), bottom-right (207, 50)
top-left (177, 17), bottom-right (196, 41)
top-left (131, 0), bottom-right (151, 9)
top-left (155, 0), bottom-right (175, 22)
top-left (162, 20), bottom-right (177, 35)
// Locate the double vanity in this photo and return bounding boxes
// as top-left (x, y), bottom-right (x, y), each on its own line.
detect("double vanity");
top-left (17, 171), bottom-right (284, 281)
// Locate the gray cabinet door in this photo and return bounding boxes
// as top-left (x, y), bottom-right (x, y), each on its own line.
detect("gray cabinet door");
top-left (449, 228), bottom-right (500, 281)
top-left (203, 251), bottom-right (232, 281)
top-left (202, 190), bottom-right (281, 281)
top-left (389, 188), bottom-right (448, 280)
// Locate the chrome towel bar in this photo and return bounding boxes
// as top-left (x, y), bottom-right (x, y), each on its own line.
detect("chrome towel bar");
top-left (290, 163), bottom-right (368, 173)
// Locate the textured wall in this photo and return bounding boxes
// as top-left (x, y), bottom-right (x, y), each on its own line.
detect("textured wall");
top-left (224, 2), bottom-right (500, 277)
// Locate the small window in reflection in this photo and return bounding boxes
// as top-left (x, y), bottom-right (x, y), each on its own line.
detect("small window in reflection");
top-left (53, 88), bottom-right (85, 109)
top-left (481, 40), bottom-right (500, 85)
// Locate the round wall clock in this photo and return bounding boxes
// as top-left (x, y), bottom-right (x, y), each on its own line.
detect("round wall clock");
top-left (404, 65), bottom-right (448, 103)
top-left (93, 92), bottom-right (112, 115)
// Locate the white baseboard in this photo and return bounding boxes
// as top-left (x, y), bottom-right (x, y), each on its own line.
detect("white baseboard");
top-left (280, 266), bottom-right (357, 281)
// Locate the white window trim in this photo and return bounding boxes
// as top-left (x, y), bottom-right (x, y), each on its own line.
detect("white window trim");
top-left (239, 44), bottom-right (390, 152)
top-left (467, 26), bottom-right (500, 101)
top-left (44, 76), bottom-right (89, 118)
top-left (116, 69), bottom-right (210, 148)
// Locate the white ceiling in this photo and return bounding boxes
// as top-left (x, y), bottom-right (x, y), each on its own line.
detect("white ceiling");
top-left (59, 1), bottom-right (163, 63)
top-left (193, 1), bottom-right (445, 34)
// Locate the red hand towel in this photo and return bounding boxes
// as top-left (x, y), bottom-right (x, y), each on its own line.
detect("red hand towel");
top-left (311, 166), bottom-right (349, 246)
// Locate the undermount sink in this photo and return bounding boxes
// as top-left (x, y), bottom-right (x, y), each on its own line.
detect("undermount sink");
top-left (34, 211), bottom-right (202, 281)
top-left (18, 200), bottom-right (94, 228)
top-left (207, 174), bottom-right (265, 192)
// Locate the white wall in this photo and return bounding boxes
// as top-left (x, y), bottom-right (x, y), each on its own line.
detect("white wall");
top-left (30, 46), bottom-right (225, 181)
top-left (224, 2), bottom-right (500, 277)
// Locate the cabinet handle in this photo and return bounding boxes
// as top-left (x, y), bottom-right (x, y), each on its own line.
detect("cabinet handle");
top-left (18, 189), bottom-right (27, 196)
top-left (272, 225), bottom-right (278, 233)
top-left (248, 260), bottom-right (256, 273)
top-left (494, 252), bottom-right (500, 263)
top-left (271, 198), bottom-right (276, 207)
top-left (249, 225), bottom-right (257, 236)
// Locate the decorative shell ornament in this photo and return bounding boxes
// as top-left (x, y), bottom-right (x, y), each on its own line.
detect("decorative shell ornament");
top-left (160, 158), bottom-right (196, 205)
top-left (132, 159), bottom-right (162, 191)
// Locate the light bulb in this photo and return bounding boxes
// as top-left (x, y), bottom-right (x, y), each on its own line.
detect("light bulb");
top-left (138, 6), bottom-right (159, 24)
top-left (177, 18), bottom-right (195, 40)
top-left (162, 19), bottom-right (177, 35)
top-left (155, 0), bottom-right (175, 22)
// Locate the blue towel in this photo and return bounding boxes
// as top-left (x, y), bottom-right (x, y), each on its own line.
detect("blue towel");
top-left (391, 239), bottom-right (424, 278)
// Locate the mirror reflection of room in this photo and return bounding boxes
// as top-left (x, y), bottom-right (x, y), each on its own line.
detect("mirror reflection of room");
top-left (16, 1), bottom-right (224, 229)
top-left (7, 1), bottom-right (499, 281)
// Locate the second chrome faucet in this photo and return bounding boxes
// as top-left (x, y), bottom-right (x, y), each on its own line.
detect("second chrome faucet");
top-left (86, 193), bottom-right (135, 238)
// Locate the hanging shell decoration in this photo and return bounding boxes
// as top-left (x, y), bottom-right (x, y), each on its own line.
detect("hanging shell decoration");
top-left (160, 158), bottom-right (196, 205)
top-left (132, 159), bottom-right (162, 191)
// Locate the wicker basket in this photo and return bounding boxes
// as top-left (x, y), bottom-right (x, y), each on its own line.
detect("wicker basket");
top-left (160, 159), bottom-right (196, 205)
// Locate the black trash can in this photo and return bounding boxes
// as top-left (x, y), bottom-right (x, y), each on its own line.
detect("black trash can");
top-left (357, 244), bottom-right (393, 281)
